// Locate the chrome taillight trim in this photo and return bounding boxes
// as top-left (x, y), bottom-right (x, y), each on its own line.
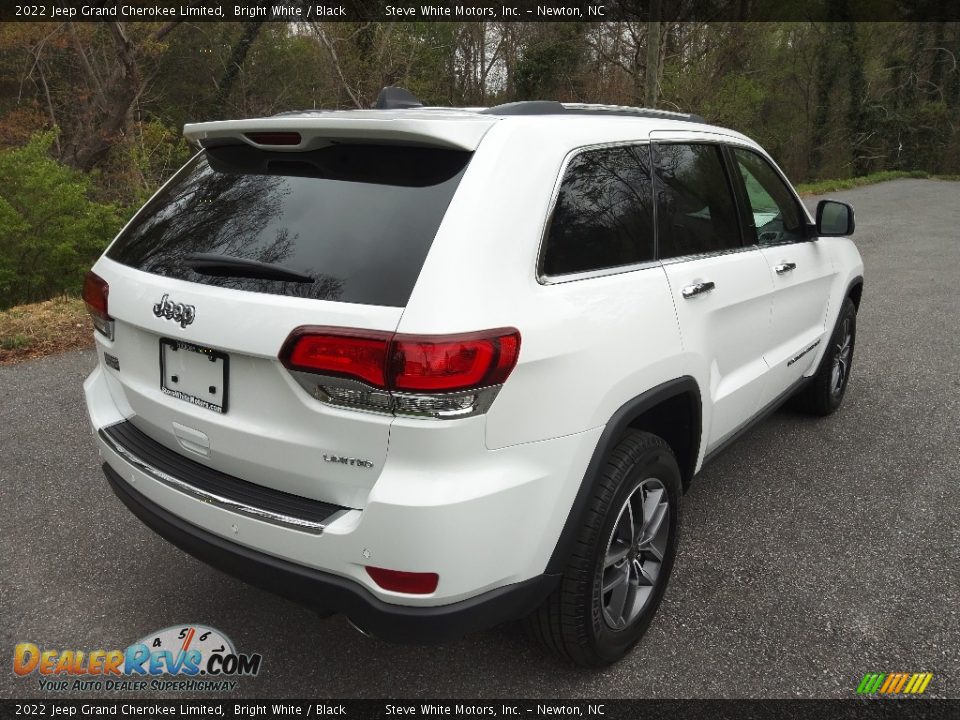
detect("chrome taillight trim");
top-left (288, 371), bottom-right (503, 420)
top-left (91, 315), bottom-right (115, 341)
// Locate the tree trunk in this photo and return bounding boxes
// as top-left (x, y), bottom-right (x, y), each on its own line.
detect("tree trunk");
top-left (64, 21), bottom-right (181, 172)
top-left (214, 22), bottom-right (264, 116)
top-left (644, 0), bottom-right (662, 108)
top-left (841, 22), bottom-right (869, 175)
top-left (810, 26), bottom-right (839, 177)
top-left (71, 23), bottom-right (140, 171)
top-left (928, 21), bottom-right (947, 101)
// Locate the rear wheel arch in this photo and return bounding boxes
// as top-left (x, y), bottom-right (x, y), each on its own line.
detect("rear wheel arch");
top-left (545, 376), bottom-right (702, 576)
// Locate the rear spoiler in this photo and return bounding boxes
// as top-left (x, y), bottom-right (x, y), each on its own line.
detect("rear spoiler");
top-left (183, 115), bottom-right (496, 152)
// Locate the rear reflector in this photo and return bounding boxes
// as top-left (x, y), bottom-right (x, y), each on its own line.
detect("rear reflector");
top-left (280, 327), bottom-right (520, 394)
top-left (244, 131), bottom-right (302, 146)
top-left (82, 271), bottom-right (114, 340)
top-left (366, 566), bottom-right (439, 595)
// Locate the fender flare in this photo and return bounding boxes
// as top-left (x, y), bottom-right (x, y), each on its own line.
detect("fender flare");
top-left (544, 376), bottom-right (702, 575)
top-left (846, 275), bottom-right (864, 309)
top-left (808, 274), bottom-right (864, 377)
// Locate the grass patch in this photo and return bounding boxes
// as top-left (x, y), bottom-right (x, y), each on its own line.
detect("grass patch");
top-left (795, 169), bottom-right (960, 196)
top-left (0, 296), bottom-right (92, 365)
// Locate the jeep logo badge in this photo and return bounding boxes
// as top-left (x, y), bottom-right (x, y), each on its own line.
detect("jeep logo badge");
top-left (153, 294), bottom-right (196, 328)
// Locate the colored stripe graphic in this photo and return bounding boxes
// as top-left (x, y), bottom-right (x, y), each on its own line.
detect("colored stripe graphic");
top-left (857, 672), bottom-right (932, 695)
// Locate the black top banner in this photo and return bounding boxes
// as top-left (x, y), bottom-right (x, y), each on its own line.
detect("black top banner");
top-left (1, 0), bottom-right (959, 23)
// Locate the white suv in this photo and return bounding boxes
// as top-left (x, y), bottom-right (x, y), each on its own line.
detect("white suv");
top-left (83, 89), bottom-right (863, 666)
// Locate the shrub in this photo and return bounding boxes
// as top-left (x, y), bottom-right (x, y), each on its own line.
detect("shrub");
top-left (0, 131), bottom-right (123, 309)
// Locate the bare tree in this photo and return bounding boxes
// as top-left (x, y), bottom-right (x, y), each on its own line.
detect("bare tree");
top-left (645, 0), bottom-right (662, 107)
top-left (61, 21), bottom-right (182, 171)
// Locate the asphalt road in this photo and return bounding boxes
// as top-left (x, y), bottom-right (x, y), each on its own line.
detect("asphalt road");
top-left (2, 179), bottom-right (958, 700)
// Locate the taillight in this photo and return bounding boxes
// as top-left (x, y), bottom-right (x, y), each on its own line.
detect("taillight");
top-left (282, 329), bottom-right (392, 387)
top-left (245, 131), bottom-right (301, 146)
top-left (366, 566), bottom-right (439, 595)
top-left (82, 271), bottom-right (114, 340)
top-left (279, 327), bottom-right (520, 418)
top-left (391, 330), bottom-right (520, 392)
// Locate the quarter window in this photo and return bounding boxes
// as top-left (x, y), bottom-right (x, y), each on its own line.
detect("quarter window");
top-left (541, 145), bottom-right (655, 277)
top-left (652, 143), bottom-right (742, 259)
top-left (732, 147), bottom-right (807, 245)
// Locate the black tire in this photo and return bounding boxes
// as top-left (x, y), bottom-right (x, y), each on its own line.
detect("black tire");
top-left (526, 431), bottom-right (682, 667)
top-left (793, 297), bottom-right (857, 416)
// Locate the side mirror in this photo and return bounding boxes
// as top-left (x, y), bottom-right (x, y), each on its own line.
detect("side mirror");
top-left (816, 199), bottom-right (855, 236)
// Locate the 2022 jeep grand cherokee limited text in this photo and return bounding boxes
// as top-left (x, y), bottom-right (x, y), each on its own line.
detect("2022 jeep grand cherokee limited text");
top-left (83, 89), bottom-right (863, 667)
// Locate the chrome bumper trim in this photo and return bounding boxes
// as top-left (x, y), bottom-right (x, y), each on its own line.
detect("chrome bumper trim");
top-left (98, 425), bottom-right (343, 535)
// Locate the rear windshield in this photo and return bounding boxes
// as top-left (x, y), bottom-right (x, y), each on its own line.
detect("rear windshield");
top-left (106, 144), bottom-right (472, 306)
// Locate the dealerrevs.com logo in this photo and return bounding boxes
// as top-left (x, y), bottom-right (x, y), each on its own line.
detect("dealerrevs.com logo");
top-left (13, 624), bottom-right (262, 693)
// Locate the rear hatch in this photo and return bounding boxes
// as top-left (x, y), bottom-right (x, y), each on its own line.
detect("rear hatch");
top-left (94, 115), bottom-right (492, 509)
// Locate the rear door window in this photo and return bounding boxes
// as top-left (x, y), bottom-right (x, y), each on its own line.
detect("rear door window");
top-left (652, 143), bottom-right (742, 259)
top-left (106, 144), bottom-right (472, 307)
top-left (540, 144), bottom-right (655, 277)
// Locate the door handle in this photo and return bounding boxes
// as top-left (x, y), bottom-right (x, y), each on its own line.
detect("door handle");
top-left (681, 281), bottom-right (716, 299)
top-left (775, 262), bottom-right (797, 274)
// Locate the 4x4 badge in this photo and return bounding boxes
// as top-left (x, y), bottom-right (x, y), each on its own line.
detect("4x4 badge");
top-left (153, 294), bottom-right (196, 328)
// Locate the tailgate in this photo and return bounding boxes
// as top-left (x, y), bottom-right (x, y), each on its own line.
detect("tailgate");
top-left (90, 138), bottom-right (475, 510)
top-left (94, 258), bottom-right (399, 510)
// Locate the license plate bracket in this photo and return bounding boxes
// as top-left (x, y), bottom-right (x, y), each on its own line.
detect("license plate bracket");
top-left (159, 338), bottom-right (229, 414)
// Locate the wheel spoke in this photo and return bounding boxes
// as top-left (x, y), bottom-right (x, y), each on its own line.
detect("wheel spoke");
top-left (604, 566), bottom-right (630, 626)
top-left (634, 558), bottom-right (657, 586)
top-left (602, 563), bottom-right (629, 594)
top-left (839, 340), bottom-right (852, 364)
top-left (624, 497), bottom-right (637, 545)
top-left (641, 542), bottom-right (664, 562)
top-left (639, 500), bottom-right (667, 545)
top-left (640, 487), bottom-right (663, 526)
top-left (604, 541), bottom-right (630, 569)
top-left (611, 501), bottom-right (632, 548)
top-left (834, 356), bottom-right (847, 392)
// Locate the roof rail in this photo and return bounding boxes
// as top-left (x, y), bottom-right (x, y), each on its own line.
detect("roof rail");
top-left (267, 94), bottom-right (706, 123)
top-left (480, 101), bottom-right (706, 123)
top-left (478, 100), bottom-right (566, 116)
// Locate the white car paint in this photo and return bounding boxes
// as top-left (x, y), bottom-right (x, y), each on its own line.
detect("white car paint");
top-left (84, 104), bottom-right (864, 613)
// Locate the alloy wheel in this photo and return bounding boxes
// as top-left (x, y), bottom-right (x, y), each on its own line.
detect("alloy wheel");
top-left (831, 317), bottom-right (853, 397)
top-left (600, 478), bottom-right (670, 631)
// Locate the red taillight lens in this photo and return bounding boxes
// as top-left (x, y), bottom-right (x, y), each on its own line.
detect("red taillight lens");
top-left (82, 271), bottom-right (109, 317)
top-left (281, 329), bottom-right (391, 387)
top-left (390, 329), bottom-right (521, 391)
top-left (280, 327), bottom-right (521, 394)
top-left (83, 271), bottom-right (114, 340)
top-left (366, 567), bottom-right (439, 595)
top-left (245, 131), bottom-right (302, 146)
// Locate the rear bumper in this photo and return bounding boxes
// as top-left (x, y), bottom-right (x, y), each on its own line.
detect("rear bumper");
top-left (104, 462), bottom-right (558, 643)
